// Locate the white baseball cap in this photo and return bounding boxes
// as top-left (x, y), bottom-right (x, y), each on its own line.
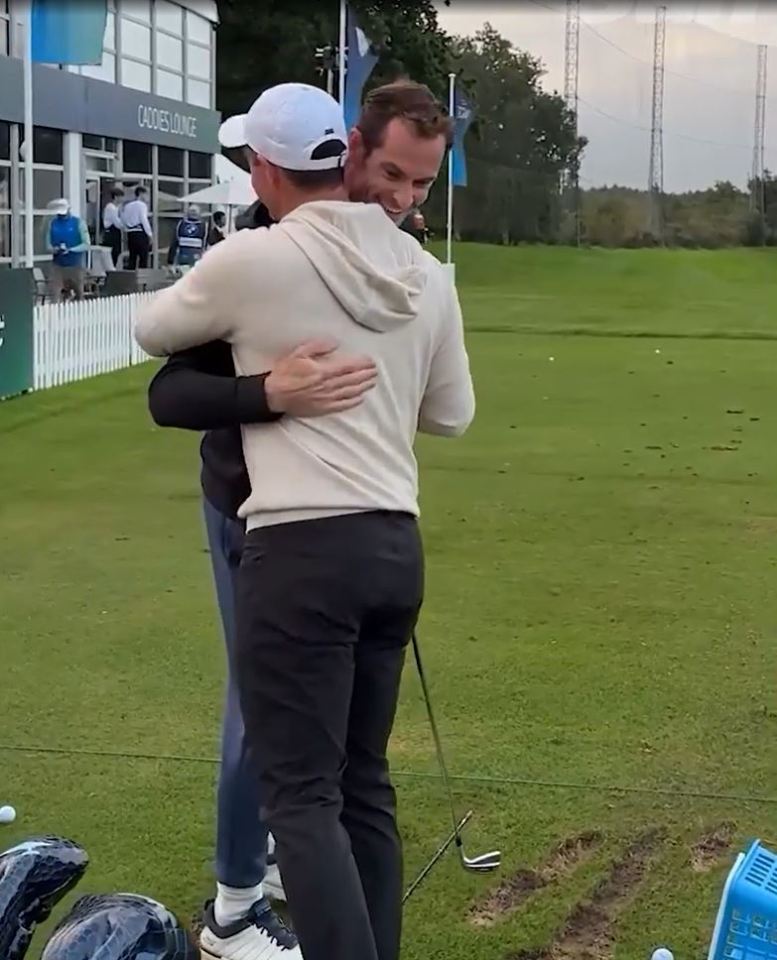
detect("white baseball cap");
top-left (218, 82), bottom-right (348, 172)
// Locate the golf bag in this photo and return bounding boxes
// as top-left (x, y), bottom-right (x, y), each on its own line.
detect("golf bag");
top-left (40, 892), bottom-right (199, 960)
top-left (0, 836), bottom-right (89, 960)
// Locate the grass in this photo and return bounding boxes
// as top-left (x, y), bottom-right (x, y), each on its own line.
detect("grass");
top-left (3, 243), bottom-right (777, 959)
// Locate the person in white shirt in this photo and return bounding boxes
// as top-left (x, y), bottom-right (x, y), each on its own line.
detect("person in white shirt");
top-left (122, 185), bottom-right (152, 269)
top-left (101, 186), bottom-right (124, 267)
top-left (135, 83), bottom-right (474, 960)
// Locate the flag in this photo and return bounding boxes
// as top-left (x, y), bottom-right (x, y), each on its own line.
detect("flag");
top-left (31, 0), bottom-right (107, 65)
top-left (451, 88), bottom-right (474, 188)
top-left (343, 4), bottom-right (379, 130)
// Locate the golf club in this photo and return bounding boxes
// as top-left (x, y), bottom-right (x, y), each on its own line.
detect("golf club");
top-left (411, 632), bottom-right (501, 873)
top-left (403, 810), bottom-right (474, 903)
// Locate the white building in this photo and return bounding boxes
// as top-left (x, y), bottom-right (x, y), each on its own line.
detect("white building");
top-left (0, 0), bottom-right (220, 267)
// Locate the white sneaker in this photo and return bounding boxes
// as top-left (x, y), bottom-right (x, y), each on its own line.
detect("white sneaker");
top-left (200, 900), bottom-right (302, 959)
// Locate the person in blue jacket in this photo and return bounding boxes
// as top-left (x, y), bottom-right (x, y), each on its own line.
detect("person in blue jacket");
top-left (168, 204), bottom-right (208, 268)
top-left (47, 198), bottom-right (91, 301)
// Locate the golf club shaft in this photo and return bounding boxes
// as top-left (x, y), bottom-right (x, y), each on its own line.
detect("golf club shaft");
top-left (411, 632), bottom-right (466, 853)
top-left (402, 810), bottom-right (473, 904)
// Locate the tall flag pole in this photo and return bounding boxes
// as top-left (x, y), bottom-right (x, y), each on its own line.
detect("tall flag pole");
top-left (447, 76), bottom-right (475, 266)
top-left (446, 73), bottom-right (455, 265)
top-left (23, 2), bottom-right (33, 267)
top-left (338, 0), bottom-right (347, 106)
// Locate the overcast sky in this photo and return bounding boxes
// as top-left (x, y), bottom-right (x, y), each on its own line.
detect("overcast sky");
top-left (436, 2), bottom-right (777, 193)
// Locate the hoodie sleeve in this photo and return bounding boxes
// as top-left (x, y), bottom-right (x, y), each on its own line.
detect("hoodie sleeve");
top-left (418, 270), bottom-right (475, 438)
top-left (134, 232), bottom-right (248, 357)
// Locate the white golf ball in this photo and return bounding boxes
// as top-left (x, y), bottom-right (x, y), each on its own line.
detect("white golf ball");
top-left (651, 948), bottom-right (674, 960)
top-left (0, 805), bottom-right (16, 824)
top-left (655, 348), bottom-right (661, 354)
top-left (549, 356), bottom-right (555, 362)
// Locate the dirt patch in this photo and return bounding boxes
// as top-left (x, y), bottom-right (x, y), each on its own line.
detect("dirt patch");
top-left (690, 822), bottom-right (736, 873)
top-left (506, 827), bottom-right (665, 960)
top-left (469, 831), bottom-right (602, 928)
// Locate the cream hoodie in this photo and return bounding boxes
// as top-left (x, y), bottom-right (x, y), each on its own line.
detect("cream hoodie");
top-left (135, 200), bottom-right (475, 530)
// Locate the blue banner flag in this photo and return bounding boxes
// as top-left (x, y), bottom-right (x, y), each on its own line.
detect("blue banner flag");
top-left (451, 88), bottom-right (475, 188)
top-left (31, 0), bottom-right (107, 66)
top-left (343, 5), bottom-right (379, 130)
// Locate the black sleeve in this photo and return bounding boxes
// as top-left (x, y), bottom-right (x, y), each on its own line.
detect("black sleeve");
top-left (147, 341), bottom-right (282, 431)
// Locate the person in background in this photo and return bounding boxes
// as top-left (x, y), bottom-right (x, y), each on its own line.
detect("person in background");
top-left (47, 198), bottom-right (90, 302)
top-left (102, 186), bottom-right (124, 266)
top-left (208, 210), bottom-right (227, 247)
top-left (122, 185), bottom-right (152, 269)
top-left (167, 204), bottom-right (208, 268)
top-left (401, 209), bottom-right (429, 246)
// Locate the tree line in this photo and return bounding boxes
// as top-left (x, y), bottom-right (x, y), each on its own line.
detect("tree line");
top-left (216, 1), bottom-right (764, 249)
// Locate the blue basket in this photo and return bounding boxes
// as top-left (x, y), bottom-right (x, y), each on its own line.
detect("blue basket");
top-left (709, 841), bottom-right (777, 960)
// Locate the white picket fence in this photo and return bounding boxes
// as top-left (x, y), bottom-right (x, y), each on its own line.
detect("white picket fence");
top-left (33, 292), bottom-right (155, 390)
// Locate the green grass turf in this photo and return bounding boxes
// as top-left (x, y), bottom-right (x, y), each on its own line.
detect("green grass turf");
top-left (3, 244), bottom-right (777, 959)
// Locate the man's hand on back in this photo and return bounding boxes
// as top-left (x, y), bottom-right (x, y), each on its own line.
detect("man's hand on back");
top-left (265, 339), bottom-right (377, 417)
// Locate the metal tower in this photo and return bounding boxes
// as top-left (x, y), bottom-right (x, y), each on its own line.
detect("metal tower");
top-left (751, 44), bottom-right (767, 234)
top-left (648, 5), bottom-right (666, 242)
top-left (563, 0), bottom-right (580, 244)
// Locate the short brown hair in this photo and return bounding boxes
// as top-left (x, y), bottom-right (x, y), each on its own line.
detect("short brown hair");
top-left (357, 81), bottom-right (454, 155)
top-left (280, 167), bottom-right (345, 190)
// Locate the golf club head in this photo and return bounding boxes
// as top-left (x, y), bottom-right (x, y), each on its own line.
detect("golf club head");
top-left (463, 850), bottom-right (502, 872)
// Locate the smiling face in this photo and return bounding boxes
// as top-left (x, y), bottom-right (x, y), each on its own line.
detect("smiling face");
top-left (345, 118), bottom-right (447, 223)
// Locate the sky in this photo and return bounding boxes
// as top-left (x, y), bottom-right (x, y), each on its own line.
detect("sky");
top-left (435, 2), bottom-right (777, 193)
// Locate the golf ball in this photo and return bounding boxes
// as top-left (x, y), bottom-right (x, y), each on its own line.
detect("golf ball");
top-left (651, 948), bottom-right (674, 960)
top-left (655, 348), bottom-right (661, 354)
top-left (549, 356), bottom-right (555, 362)
top-left (0, 805), bottom-right (16, 824)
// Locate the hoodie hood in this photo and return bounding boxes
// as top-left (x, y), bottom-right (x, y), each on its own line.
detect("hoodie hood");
top-left (279, 200), bottom-right (428, 332)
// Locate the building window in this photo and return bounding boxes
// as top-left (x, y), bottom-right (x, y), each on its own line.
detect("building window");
top-left (188, 151), bottom-right (212, 180)
top-left (121, 57), bottom-right (151, 92)
top-left (157, 32), bottom-right (182, 71)
top-left (156, 68), bottom-right (182, 100)
top-left (156, 0), bottom-right (182, 36)
top-left (121, 17), bottom-right (151, 61)
top-left (122, 139), bottom-right (152, 175)
top-left (0, 124), bottom-right (10, 261)
top-left (186, 10), bottom-right (211, 46)
top-left (186, 78), bottom-right (210, 109)
top-left (121, 0), bottom-right (150, 24)
top-left (80, 11), bottom-right (116, 84)
top-left (159, 146), bottom-right (184, 178)
top-left (157, 178), bottom-right (185, 214)
top-left (0, 214), bottom-right (10, 261)
top-left (20, 168), bottom-right (64, 208)
top-left (33, 127), bottom-right (63, 166)
top-left (186, 42), bottom-right (210, 81)
top-left (82, 53), bottom-right (117, 84)
top-left (15, 126), bottom-right (65, 264)
top-left (0, 7), bottom-right (9, 57)
top-left (185, 9), bottom-right (212, 108)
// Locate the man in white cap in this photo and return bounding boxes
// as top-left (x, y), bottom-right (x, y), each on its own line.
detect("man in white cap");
top-left (136, 82), bottom-right (474, 960)
top-left (47, 198), bottom-right (90, 301)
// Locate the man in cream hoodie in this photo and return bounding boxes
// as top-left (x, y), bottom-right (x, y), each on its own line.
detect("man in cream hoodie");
top-left (135, 83), bottom-right (474, 960)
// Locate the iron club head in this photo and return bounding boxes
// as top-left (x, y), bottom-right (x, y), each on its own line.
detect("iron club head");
top-left (462, 849), bottom-right (501, 872)
top-left (456, 835), bottom-right (501, 872)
